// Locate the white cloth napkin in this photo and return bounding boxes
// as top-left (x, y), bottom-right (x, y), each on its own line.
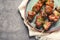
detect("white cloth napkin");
top-left (18, 0), bottom-right (60, 40)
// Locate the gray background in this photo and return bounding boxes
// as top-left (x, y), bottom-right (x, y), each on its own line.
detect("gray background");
top-left (0, 0), bottom-right (35, 40)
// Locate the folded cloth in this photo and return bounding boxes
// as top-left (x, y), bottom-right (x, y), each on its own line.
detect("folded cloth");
top-left (18, 0), bottom-right (60, 40)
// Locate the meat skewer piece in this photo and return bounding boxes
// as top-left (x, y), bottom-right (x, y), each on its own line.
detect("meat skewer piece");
top-left (45, 5), bottom-right (53, 15)
top-left (43, 21), bottom-right (52, 31)
top-left (51, 10), bottom-right (60, 22)
top-left (55, 7), bottom-right (60, 13)
top-left (49, 14), bottom-right (59, 22)
top-left (28, 11), bottom-right (36, 21)
top-left (46, 0), bottom-right (54, 8)
top-left (45, 0), bottom-right (54, 15)
top-left (35, 15), bottom-right (44, 29)
top-left (32, 1), bottom-right (43, 12)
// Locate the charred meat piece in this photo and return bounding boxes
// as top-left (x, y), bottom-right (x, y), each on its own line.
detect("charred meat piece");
top-left (35, 15), bottom-right (44, 28)
top-left (32, 1), bottom-right (43, 12)
top-left (46, 0), bottom-right (54, 8)
top-left (43, 21), bottom-right (52, 30)
top-left (45, 5), bottom-right (53, 14)
top-left (28, 11), bottom-right (36, 21)
top-left (49, 14), bottom-right (59, 22)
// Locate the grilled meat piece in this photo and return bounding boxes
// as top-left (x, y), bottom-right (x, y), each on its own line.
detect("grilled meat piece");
top-left (28, 11), bottom-right (36, 21)
top-left (32, 1), bottom-right (43, 12)
top-left (43, 21), bottom-right (52, 30)
top-left (46, 0), bottom-right (54, 8)
top-left (45, 5), bottom-right (53, 14)
top-left (49, 14), bottom-right (59, 22)
top-left (36, 15), bottom-right (44, 28)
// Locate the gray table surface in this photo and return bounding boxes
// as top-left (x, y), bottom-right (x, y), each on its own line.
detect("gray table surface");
top-left (0, 0), bottom-right (35, 40)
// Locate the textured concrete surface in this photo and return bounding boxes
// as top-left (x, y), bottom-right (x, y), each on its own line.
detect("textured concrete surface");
top-left (0, 0), bottom-right (35, 40)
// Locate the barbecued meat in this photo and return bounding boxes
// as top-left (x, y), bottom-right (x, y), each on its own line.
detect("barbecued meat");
top-left (45, 5), bottom-right (53, 14)
top-left (43, 21), bottom-right (52, 30)
top-left (27, 0), bottom-right (60, 32)
top-left (32, 1), bottom-right (43, 12)
top-left (39, 0), bottom-right (46, 3)
top-left (45, 0), bottom-right (54, 15)
top-left (48, 10), bottom-right (60, 22)
top-left (35, 15), bottom-right (44, 28)
top-left (46, 0), bottom-right (54, 8)
top-left (49, 14), bottom-right (59, 22)
top-left (28, 11), bottom-right (36, 21)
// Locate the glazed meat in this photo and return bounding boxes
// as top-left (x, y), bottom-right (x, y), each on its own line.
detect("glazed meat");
top-left (36, 15), bottom-right (44, 28)
top-left (32, 1), bottom-right (43, 12)
top-left (48, 10), bottom-right (60, 22)
top-left (43, 21), bottom-right (52, 30)
top-left (27, 0), bottom-right (60, 32)
top-left (49, 14), bottom-right (59, 22)
top-left (46, 0), bottom-right (54, 8)
top-left (45, 5), bottom-right (53, 14)
top-left (28, 11), bottom-right (36, 21)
